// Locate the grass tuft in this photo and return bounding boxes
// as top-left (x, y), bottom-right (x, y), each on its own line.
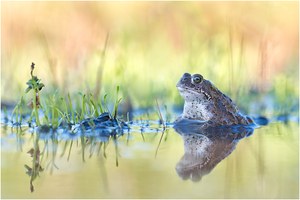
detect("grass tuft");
top-left (10, 63), bottom-right (124, 130)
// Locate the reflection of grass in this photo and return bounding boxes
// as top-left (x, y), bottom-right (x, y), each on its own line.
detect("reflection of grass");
top-left (25, 133), bottom-right (43, 192)
top-left (155, 129), bottom-right (168, 158)
top-left (19, 119), bottom-right (168, 193)
top-left (23, 128), bottom-right (123, 192)
top-left (3, 120), bottom-right (298, 198)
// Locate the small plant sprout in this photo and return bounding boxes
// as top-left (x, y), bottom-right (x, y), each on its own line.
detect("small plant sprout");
top-left (11, 96), bottom-right (25, 125)
top-left (26, 63), bottom-right (45, 126)
top-left (155, 99), bottom-right (166, 129)
top-left (112, 86), bottom-right (122, 119)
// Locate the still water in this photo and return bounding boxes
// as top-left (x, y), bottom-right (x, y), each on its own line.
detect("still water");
top-left (1, 120), bottom-right (299, 198)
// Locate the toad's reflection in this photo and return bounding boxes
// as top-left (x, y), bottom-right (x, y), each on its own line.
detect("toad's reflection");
top-left (173, 119), bottom-right (255, 182)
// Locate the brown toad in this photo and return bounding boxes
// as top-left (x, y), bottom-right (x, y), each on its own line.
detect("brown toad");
top-left (176, 73), bottom-right (253, 126)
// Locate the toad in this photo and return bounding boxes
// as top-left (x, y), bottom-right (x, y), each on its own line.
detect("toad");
top-left (176, 73), bottom-right (254, 126)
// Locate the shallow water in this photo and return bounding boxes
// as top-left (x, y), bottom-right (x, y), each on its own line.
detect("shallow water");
top-left (1, 119), bottom-right (299, 198)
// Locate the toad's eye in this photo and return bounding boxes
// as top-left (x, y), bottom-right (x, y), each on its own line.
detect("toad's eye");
top-left (192, 74), bottom-right (203, 84)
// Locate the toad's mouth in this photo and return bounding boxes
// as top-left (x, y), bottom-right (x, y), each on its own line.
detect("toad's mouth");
top-left (177, 86), bottom-right (212, 101)
top-left (177, 86), bottom-right (198, 94)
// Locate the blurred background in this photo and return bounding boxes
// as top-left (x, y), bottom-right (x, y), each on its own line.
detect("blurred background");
top-left (1, 3), bottom-right (299, 198)
top-left (1, 1), bottom-right (299, 115)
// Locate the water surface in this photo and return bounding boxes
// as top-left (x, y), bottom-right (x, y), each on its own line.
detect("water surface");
top-left (1, 120), bottom-right (299, 198)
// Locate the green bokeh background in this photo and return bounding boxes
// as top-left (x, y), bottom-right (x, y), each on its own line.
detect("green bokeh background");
top-left (1, 2), bottom-right (299, 112)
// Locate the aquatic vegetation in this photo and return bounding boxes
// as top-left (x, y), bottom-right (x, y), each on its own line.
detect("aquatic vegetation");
top-left (11, 96), bottom-right (26, 125)
top-left (155, 99), bottom-right (166, 129)
top-left (12, 112), bottom-right (167, 193)
top-left (26, 63), bottom-right (45, 126)
top-left (10, 63), bottom-right (126, 130)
